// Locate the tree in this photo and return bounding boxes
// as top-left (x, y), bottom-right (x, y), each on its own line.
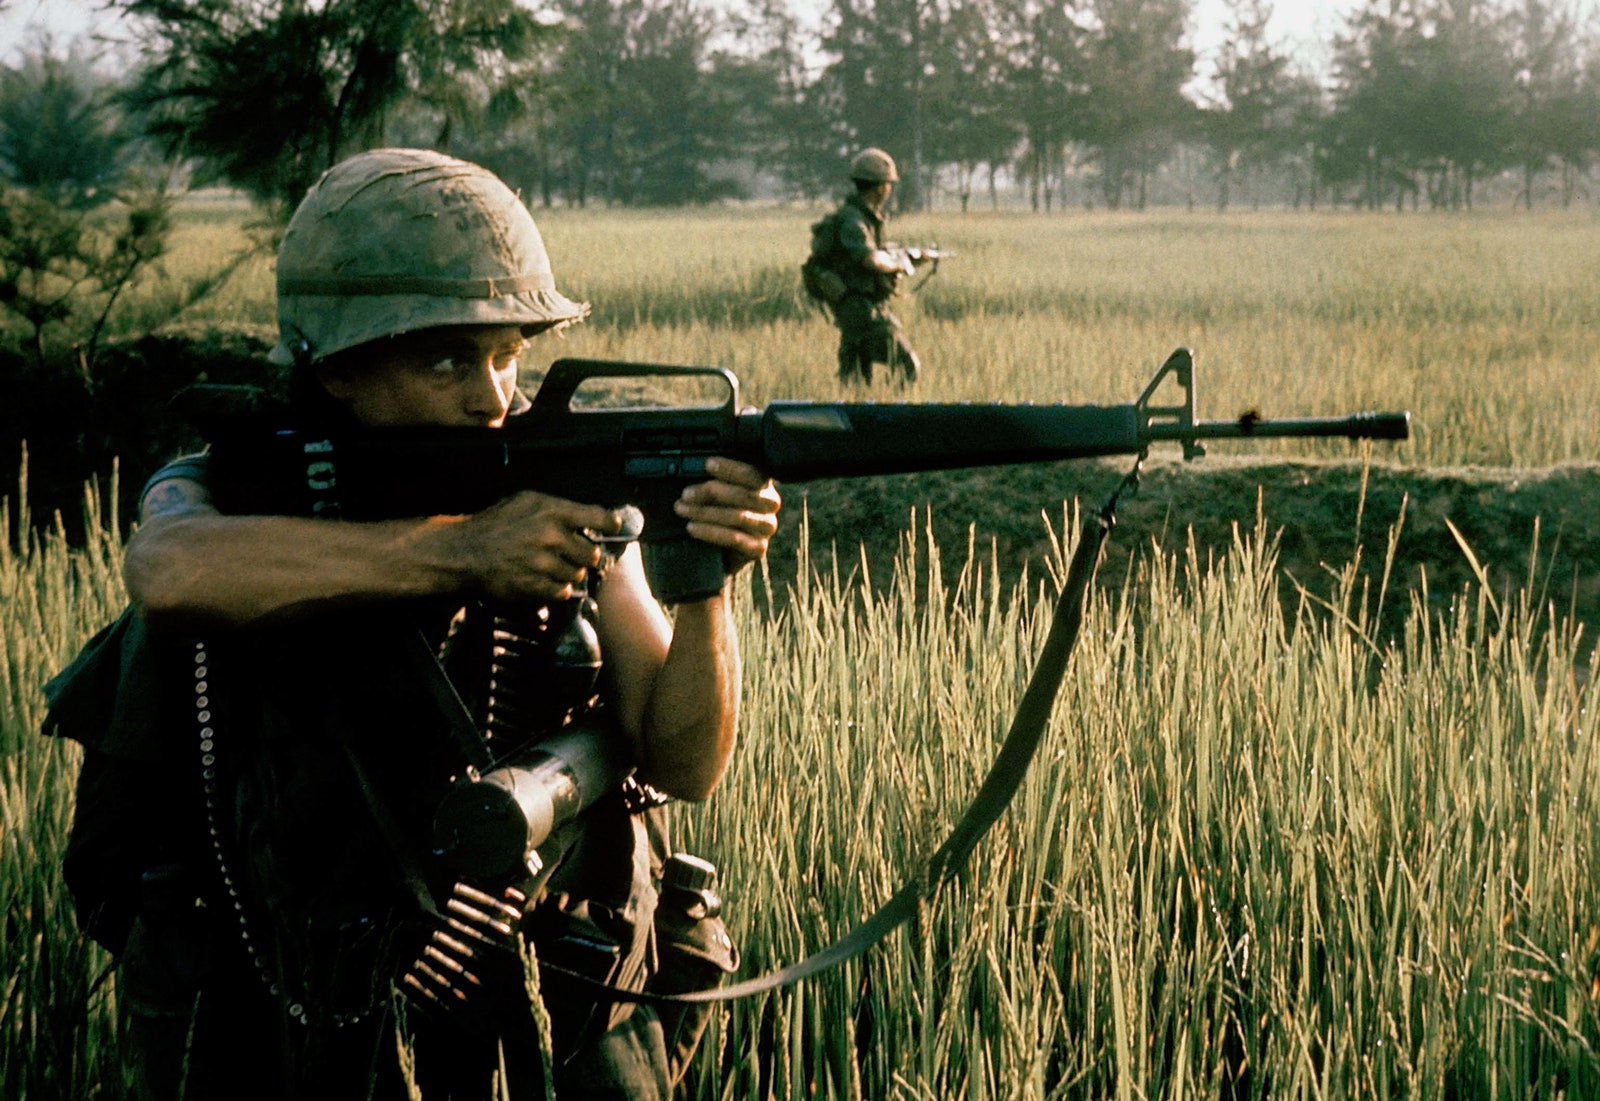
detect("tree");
top-left (0, 39), bottom-right (128, 205)
top-left (607, 0), bottom-right (717, 204)
top-left (123, 0), bottom-right (559, 213)
top-left (719, 0), bottom-right (843, 201)
top-left (1506, 0), bottom-right (1593, 208)
top-left (822, 0), bottom-right (944, 209)
top-left (932, 0), bottom-right (1023, 211)
top-left (1323, 0), bottom-right (1425, 209)
top-left (0, 185), bottom-right (169, 372)
top-left (1069, 0), bottom-right (1197, 209)
top-left (1203, 0), bottom-right (1315, 210)
top-left (1408, 0), bottom-right (1516, 208)
top-left (995, 0), bottom-right (1086, 211)
top-left (1325, 0), bottom-right (1525, 211)
top-left (1556, 38), bottom-right (1600, 205)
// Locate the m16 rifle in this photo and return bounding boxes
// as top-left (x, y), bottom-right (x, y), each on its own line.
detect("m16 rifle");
top-left (187, 345), bottom-right (1408, 606)
top-left (179, 346), bottom-right (1410, 886)
top-left (886, 244), bottom-right (954, 270)
top-left (884, 244), bottom-right (954, 289)
top-left (184, 344), bottom-right (1401, 601)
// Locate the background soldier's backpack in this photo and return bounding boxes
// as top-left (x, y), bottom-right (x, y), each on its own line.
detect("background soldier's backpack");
top-left (801, 212), bottom-right (848, 306)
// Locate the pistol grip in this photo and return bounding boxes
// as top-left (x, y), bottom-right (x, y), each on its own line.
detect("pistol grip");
top-left (645, 539), bottom-right (728, 604)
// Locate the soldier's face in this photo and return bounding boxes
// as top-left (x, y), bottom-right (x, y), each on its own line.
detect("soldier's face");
top-left (319, 324), bottom-right (530, 428)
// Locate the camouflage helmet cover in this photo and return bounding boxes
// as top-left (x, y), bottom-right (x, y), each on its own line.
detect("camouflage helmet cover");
top-left (848, 147), bottom-right (899, 184)
top-left (270, 148), bottom-right (590, 367)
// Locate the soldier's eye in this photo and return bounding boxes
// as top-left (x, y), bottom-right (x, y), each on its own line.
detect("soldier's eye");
top-left (415, 341), bottom-right (525, 384)
top-left (490, 342), bottom-right (527, 372)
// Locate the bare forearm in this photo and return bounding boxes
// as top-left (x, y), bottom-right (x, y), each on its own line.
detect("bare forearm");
top-left (124, 512), bottom-right (474, 626)
top-left (636, 594), bottom-right (741, 802)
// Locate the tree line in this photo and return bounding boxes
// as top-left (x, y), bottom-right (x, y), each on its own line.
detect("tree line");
top-left (3, 0), bottom-right (1600, 217)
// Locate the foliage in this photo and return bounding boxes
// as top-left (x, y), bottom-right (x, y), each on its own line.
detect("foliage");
top-left (1506, 0), bottom-right (1600, 208)
top-left (1202, 0), bottom-right (1323, 211)
top-left (4, 197), bottom-right (1600, 1096)
top-left (737, 0), bottom-right (855, 203)
top-left (1, 322), bottom-right (278, 543)
top-left (932, 0), bottom-right (1026, 212)
top-left (78, 0), bottom-right (1600, 210)
top-left (1319, 0), bottom-right (1600, 210)
top-left (0, 184), bottom-right (171, 371)
top-left (1068, 0), bottom-right (1198, 210)
top-left (821, 0), bottom-right (946, 209)
top-left (996, 0), bottom-right (1086, 212)
top-left (0, 169), bottom-right (270, 542)
top-left (0, 39), bottom-right (129, 206)
top-left (7, 490), bottom-right (1600, 1095)
top-left (0, 490), bottom-right (130, 1101)
top-left (122, 0), bottom-right (560, 212)
top-left (548, 0), bottom-right (747, 205)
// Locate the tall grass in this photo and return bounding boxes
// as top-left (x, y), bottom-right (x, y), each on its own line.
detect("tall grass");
top-left (1, 472), bottom-right (127, 1100)
top-left (669, 507), bottom-right (1600, 1097)
top-left (4, 486), bottom-right (1597, 1096)
top-left (159, 204), bottom-right (1600, 468)
top-left (7, 206), bottom-right (1599, 1096)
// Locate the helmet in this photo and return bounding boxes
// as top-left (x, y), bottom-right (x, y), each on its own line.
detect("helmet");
top-left (848, 147), bottom-right (899, 184)
top-left (270, 148), bottom-right (589, 367)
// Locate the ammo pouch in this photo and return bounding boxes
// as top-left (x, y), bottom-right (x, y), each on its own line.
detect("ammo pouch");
top-left (647, 852), bottom-right (740, 1084)
top-left (527, 892), bottom-right (639, 1061)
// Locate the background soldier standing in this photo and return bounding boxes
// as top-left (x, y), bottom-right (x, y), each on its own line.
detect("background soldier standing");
top-left (804, 148), bottom-right (930, 386)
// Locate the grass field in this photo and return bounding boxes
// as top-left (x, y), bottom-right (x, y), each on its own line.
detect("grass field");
top-left (162, 200), bottom-right (1600, 467)
top-left (4, 205), bottom-right (1600, 1098)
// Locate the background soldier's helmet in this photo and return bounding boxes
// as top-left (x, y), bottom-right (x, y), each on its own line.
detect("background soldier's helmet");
top-left (849, 147), bottom-right (900, 184)
top-left (270, 147), bottom-right (590, 367)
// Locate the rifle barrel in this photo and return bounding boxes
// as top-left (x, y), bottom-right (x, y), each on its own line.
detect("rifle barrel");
top-left (1148, 411), bottom-right (1413, 443)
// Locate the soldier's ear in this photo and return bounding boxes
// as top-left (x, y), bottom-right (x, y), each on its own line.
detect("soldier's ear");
top-left (316, 357), bottom-right (367, 403)
top-left (316, 363), bottom-right (347, 398)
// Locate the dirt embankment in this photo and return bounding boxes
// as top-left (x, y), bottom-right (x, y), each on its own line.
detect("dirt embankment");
top-left (764, 458), bottom-right (1600, 643)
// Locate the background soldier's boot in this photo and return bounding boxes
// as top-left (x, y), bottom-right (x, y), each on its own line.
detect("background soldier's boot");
top-left (838, 347), bottom-right (871, 385)
top-left (892, 341), bottom-right (920, 386)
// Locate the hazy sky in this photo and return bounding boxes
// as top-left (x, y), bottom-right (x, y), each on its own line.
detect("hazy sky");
top-left (0, 0), bottom-right (1363, 72)
top-left (1190, 0), bottom-right (1359, 69)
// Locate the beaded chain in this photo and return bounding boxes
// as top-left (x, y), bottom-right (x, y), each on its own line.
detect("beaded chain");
top-left (194, 638), bottom-right (375, 1029)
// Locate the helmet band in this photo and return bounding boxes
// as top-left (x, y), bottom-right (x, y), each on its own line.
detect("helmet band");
top-left (279, 271), bottom-right (557, 299)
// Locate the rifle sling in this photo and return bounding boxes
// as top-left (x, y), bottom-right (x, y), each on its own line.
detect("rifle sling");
top-left (552, 460), bottom-right (1139, 1006)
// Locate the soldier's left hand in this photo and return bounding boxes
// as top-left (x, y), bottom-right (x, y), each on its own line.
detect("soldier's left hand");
top-left (674, 457), bottom-right (781, 573)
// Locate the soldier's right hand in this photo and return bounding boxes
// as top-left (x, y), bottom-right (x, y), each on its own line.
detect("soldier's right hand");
top-left (454, 490), bottom-right (629, 602)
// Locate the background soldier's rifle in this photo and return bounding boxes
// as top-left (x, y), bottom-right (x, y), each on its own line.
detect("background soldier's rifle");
top-left (885, 244), bottom-right (954, 291)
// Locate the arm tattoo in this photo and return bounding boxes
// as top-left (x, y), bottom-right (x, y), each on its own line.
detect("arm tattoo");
top-left (140, 478), bottom-right (213, 522)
